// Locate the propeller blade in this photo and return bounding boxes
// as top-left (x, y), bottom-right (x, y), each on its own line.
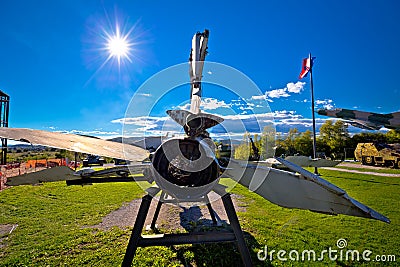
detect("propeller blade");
top-left (0, 128), bottom-right (148, 162)
top-left (225, 158), bottom-right (390, 223)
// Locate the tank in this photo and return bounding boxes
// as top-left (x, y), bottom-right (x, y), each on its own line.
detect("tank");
top-left (82, 155), bottom-right (105, 167)
top-left (354, 142), bottom-right (400, 168)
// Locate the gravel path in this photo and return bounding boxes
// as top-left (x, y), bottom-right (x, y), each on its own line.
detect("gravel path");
top-left (89, 192), bottom-right (246, 231)
top-left (337, 162), bottom-right (388, 170)
top-left (0, 224), bottom-right (18, 249)
top-left (322, 162), bottom-right (400, 177)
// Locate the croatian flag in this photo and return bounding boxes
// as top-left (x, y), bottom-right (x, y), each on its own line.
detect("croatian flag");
top-left (299, 54), bottom-right (315, 79)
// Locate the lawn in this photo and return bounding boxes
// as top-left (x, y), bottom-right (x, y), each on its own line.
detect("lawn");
top-left (333, 165), bottom-right (400, 175)
top-left (0, 168), bottom-right (398, 266)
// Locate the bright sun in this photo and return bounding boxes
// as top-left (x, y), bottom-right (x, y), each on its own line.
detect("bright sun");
top-left (84, 15), bottom-right (141, 86)
top-left (104, 25), bottom-right (133, 65)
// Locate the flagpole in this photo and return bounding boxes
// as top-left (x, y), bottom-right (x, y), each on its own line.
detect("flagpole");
top-left (309, 53), bottom-right (318, 175)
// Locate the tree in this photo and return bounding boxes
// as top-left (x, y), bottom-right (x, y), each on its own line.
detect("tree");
top-left (275, 133), bottom-right (286, 157)
top-left (55, 149), bottom-right (68, 159)
top-left (260, 124), bottom-right (276, 159)
top-left (386, 130), bottom-right (400, 143)
top-left (280, 128), bottom-right (300, 156)
top-left (234, 132), bottom-right (251, 160)
top-left (293, 130), bottom-right (313, 156)
top-left (318, 120), bottom-right (349, 158)
top-left (351, 132), bottom-right (387, 145)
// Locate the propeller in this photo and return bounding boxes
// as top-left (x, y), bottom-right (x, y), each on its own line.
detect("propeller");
top-left (225, 158), bottom-right (390, 223)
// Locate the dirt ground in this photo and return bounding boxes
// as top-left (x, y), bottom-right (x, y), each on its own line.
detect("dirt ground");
top-left (89, 192), bottom-right (247, 232)
top-left (0, 224), bottom-right (18, 249)
top-left (322, 162), bottom-right (400, 177)
top-left (338, 162), bottom-right (387, 170)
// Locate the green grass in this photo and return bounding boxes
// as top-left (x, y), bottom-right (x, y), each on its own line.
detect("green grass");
top-left (0, 169), bottom-right (398, 266)
top-left (0, 182), bottom-right (145, 266)
top-left (232, 169), bottom-right (399, 266)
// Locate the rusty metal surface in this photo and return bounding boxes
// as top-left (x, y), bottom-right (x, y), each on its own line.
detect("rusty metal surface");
top-left (0, 128), bottom-right (148, 162)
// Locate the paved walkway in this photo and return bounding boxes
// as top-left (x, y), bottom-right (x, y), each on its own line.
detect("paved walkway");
top-left (321, 166), bottom-right (400, 177)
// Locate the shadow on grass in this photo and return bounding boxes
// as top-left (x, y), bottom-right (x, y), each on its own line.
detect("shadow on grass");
top-left (166, 206), bottom-right (273, 267)
top-left (126, 197), bottom-right (274, 266)
top-left (170, 231), bottom-right (272, 267)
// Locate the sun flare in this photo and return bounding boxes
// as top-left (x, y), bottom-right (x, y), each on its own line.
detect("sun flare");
top-left (107, 36), bottom-right (129, 58)
top-left (104, 25), bottom-right (133, 66)
top-left (83, 12), bottom-right (144, 87)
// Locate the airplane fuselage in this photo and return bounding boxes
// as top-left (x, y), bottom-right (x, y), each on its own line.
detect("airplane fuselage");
top-left (317, 108), bottom-right (400, 130)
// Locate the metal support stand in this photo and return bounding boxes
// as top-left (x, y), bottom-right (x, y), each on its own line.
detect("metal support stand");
top-left (206, 201), bottom-right (218, 225)
top-left (121, 186), bottom-right (252, 267)
top-left (150, 191), bottom-right (165, 230)
top-left (0, 91), bottom-right (9, 165)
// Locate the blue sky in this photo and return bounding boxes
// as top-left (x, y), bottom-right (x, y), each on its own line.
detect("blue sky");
top-left (1, 0), bottom-right (399, 138)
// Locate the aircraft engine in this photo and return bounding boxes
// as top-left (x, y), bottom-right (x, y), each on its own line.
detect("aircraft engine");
top-left (151, 137), bottom-right (220, 200)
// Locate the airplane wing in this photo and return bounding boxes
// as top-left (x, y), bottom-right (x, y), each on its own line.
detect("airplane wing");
top-left (6, 164), bottom-right (152, 186)
top-left (317, 108), bottom-right (384, 130)
top-left (343, 119), bottom-right (382, 130)
top-left (6, 166), bottom-right (77, 185)
top-left (284, 155), bottom-right (340, 167)
top-left (224, 158), bottom-right (390, 223)
top-left (0, 128), bottom-right (148, 162)
top-left (0, 128), bottom-right (150, 185)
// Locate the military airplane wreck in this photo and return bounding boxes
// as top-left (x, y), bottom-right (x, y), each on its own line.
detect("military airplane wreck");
top-left (0, 30), bottom-right (390, 266)
top-left (318, 107), bottom-right (400, 130)
top-left (283, 155), bottom-right (340, 167)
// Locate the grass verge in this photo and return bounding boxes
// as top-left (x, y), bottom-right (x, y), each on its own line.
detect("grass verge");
top-left (0, 168), bottom-right (398, 266)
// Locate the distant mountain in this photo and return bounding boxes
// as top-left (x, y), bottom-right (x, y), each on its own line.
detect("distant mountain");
top-left (7, 144), bottom-right (47, 151)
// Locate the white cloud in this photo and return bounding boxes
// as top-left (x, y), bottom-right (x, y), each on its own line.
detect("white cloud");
top-left (110, 108), bottom-right (350, 139)
top-left (56, 129), bottom-right (120, 136)
top-left (251, 81), bottom-right (306, 102)
top-left (111, 116), bottom-right (169, 125)
top-left (112, 111), bottom-right (276, 137)
top-left (175, 102), bottom-right (191, 110)
top-left (251, 95), bottom-right (266, 100)
top-left (286, 81), bottom-right (306, 93)
top-left (315, 99), bottom-right (335, 110)
top-left (270, 110), bottom-right (301, 119)
top-left (137, 93), bottom-right (152, 97)
top-left (201, 98), bottom-right (230, 110)
top-left (238, 105), bottom-right (253, 111)
top-left (266, 88), bottom-right (290, 98)
top-left (176, 97), bottom-right (231, 111)
top-left (111, 116), bottom-right (170, 133)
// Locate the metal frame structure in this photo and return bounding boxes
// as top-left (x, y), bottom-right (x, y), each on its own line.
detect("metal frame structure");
top-left (121, 185), bottom-right (252, 267)
top-left (0, 90), bottom-right (9, 165)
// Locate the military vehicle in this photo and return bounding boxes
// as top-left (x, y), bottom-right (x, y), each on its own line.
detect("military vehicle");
top-left (248, 137), bottom-right (260, 161)
top-left (82, 155), bottom-right (105, 167)
top-left (317, 108), bottom-right (400, 130)
top-left (355, 142), bottom-right (400, 168)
